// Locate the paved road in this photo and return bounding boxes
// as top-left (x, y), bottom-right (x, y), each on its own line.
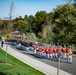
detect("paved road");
top-left (10, 45), bottom-right (76, 75)
top-left (2, 44), bottom-right (72, 75)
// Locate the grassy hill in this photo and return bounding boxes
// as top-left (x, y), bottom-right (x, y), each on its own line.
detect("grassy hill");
top-left (0, 48), bottom-right (45, 75)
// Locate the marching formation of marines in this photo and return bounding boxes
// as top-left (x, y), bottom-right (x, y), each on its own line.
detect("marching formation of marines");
top-left (32, 45), bottom-right (72, 64)
top-left (7, 40), bottom-right (73, 64)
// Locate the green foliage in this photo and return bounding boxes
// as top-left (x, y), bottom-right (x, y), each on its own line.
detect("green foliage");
top-left (0, 20), bottom-right (3, 25)
top-left (47, 32), bottom-right (55, 41)
top-left (34, 11), bottom-right (47, 32)
top-left (53, 3), bottom-right (76, 43)
top-left (26, 33), bottom-right (36, 41)
top-left (28, 15), bottom-right (35, 32)
top-left (0, 31), bottom-right (6, 36)
top-left (43, 32), bottom-right (55, 43)
top-left (13, 20), bottom-right (29, 32)
top-left (0, 20), bottom-right (8, 30)
top-left (0, 36), bottom-right (2, 41)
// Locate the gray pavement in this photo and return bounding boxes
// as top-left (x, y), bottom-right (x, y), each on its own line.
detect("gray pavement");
top-left (1, 44), bottom-right (73, 75)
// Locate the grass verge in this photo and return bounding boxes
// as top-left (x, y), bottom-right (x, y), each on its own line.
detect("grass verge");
top-left (0, 48), bottom-right (45, 75)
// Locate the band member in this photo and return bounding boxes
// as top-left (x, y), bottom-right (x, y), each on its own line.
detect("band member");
top-left (49, 47), bottom-right (53, 60)
top-left (62, 47), bottom-right (67, 59)
top-left (58, 46), bottom-right (63, 58)
top-left (32, 45), bottom-right (38, 54)
top-left (53, 46), bottom-right (58, 60)
top-left (42, 46), bottom-right (46, 58)
top-left (67, 47), bottom-right (72, 64)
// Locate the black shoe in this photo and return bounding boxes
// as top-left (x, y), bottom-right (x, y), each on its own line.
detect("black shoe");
top-left (69, 62), bottom-right (72, 64)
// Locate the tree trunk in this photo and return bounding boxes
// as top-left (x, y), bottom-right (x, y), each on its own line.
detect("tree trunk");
top-left (41, 25), bottom-right (47, 39)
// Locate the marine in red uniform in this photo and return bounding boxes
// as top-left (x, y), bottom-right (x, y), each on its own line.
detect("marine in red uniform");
top-left (67, 47), bottom-right (72, 64)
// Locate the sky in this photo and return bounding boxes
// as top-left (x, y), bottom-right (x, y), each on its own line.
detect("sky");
top-left (0, 0), bottom-right (67, 19)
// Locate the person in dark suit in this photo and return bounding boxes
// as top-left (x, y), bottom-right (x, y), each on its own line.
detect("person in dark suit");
top-left (1, 40), bottom-right (4, 47)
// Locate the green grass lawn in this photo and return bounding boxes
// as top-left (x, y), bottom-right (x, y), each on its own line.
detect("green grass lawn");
top-left (0, 48), bottom-right (45, 75)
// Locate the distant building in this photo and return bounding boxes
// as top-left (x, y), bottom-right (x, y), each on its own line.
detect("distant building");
top-left (1, 17), bottom-right (9, 20)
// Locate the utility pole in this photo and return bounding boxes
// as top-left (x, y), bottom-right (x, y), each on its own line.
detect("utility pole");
top-left (6, 40), bottom-right (8, 64)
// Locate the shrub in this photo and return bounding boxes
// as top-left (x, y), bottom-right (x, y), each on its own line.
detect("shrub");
top-left (26, 33), bottom-right (36, 41)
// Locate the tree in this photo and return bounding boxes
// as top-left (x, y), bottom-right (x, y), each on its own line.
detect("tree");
top-left (63, 0), bottom-right (76, 3)
top-left (28, 15), bottom-right (35, 33)
top-left (43, 32), bottom-right (55, 44)
top-left (13, 20), bottom-right (29, 33)
top-left (52, 3), bottom-right (76, 43)
top-left (24, 15), bottom-right (28, 20)
top-left (1, 21), bottom-right (8, 30)
top-left (0, 20), bottom-right (3, 25)
top-left (26, 33), bottom-right (36, 41)
top-left (9, 1), bottom-right (15, 20)
top-left (35, 11), bottom-right (47, 37)
top-left (63, 0), bottom-right (76, 8)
